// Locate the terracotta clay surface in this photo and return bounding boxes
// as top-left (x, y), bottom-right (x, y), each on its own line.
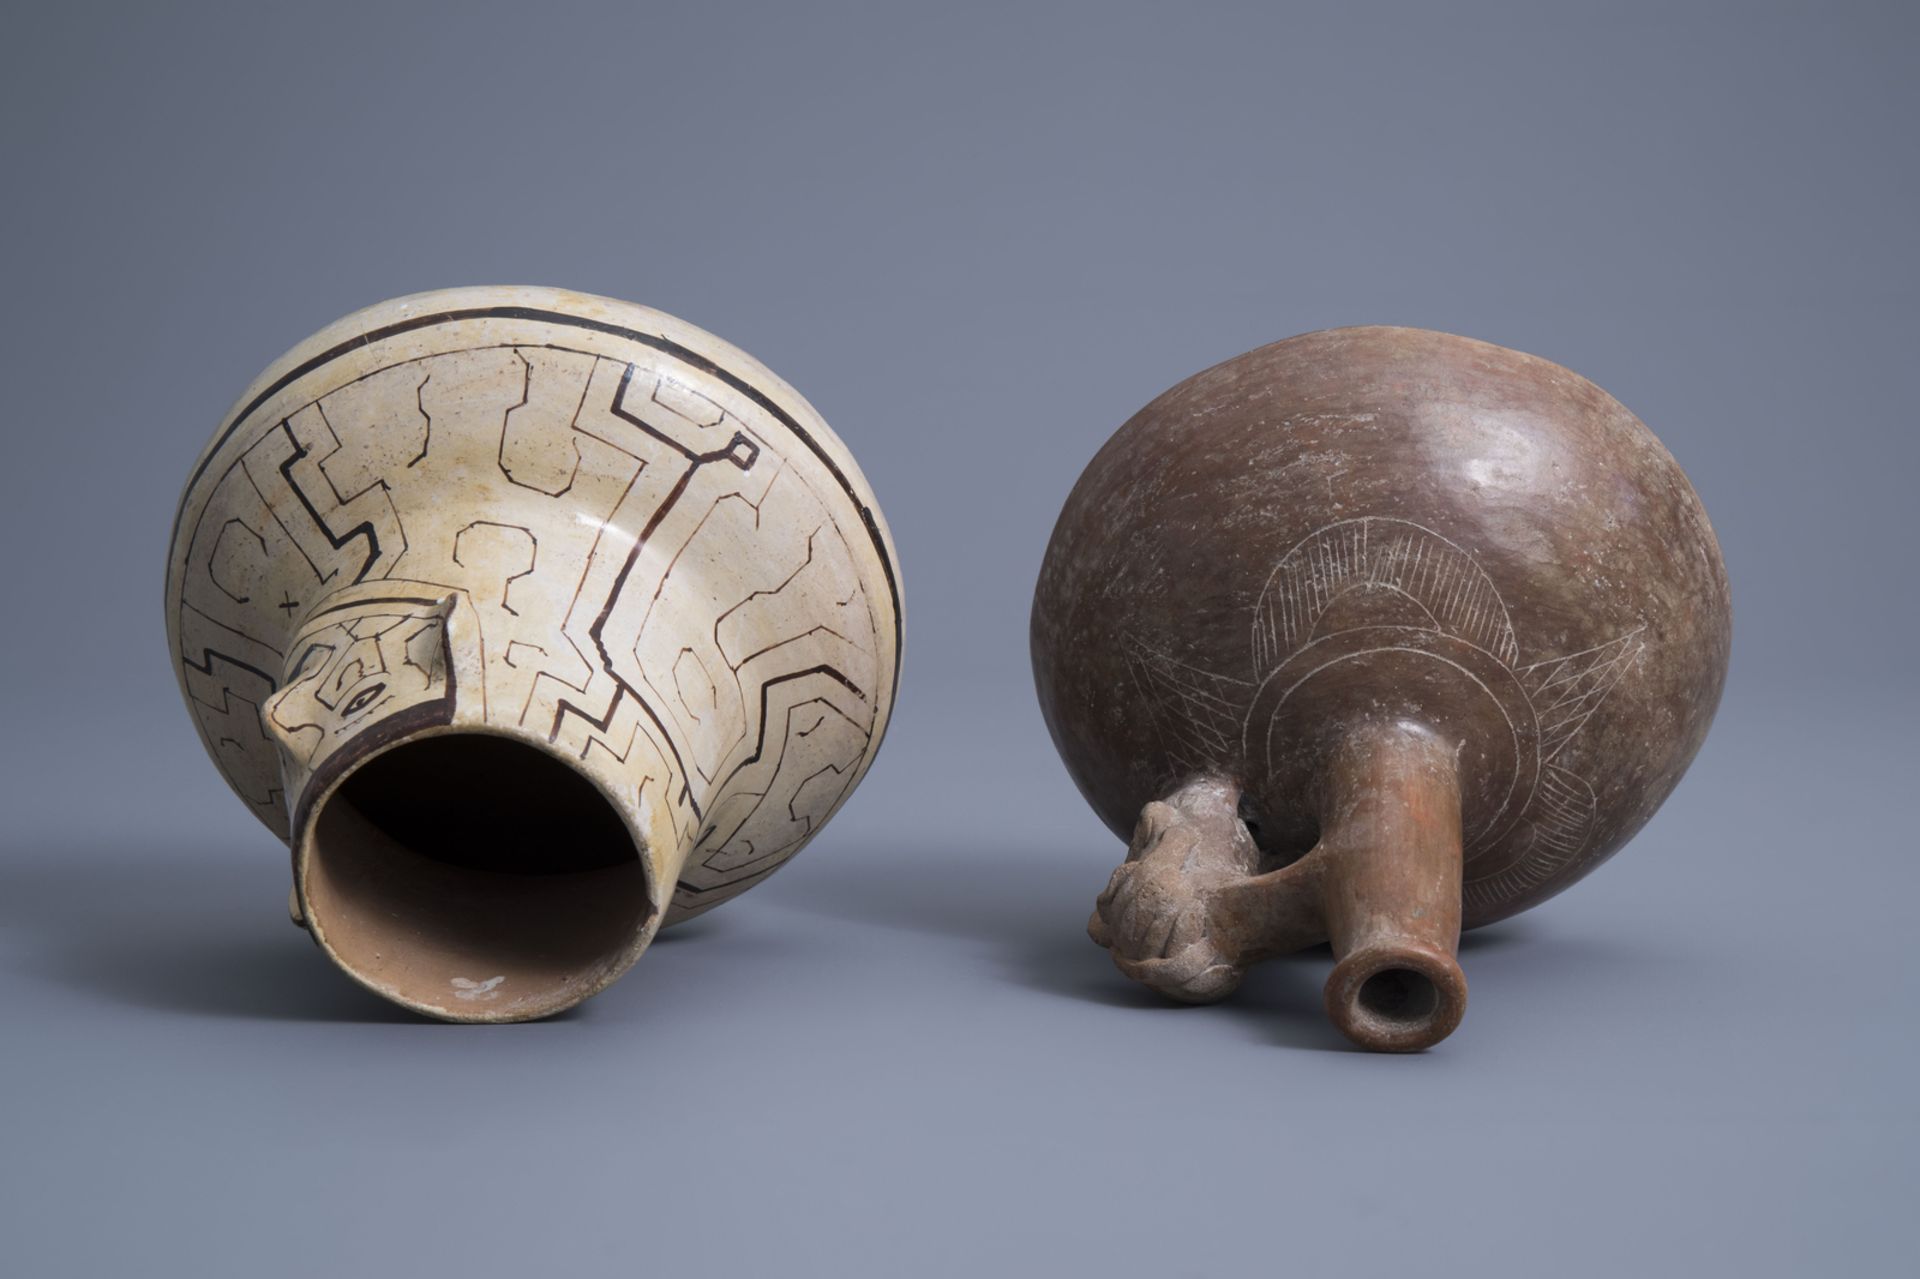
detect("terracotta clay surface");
top-left (166, 286), bottom-right (901, 1021)
top-left (1033, 326), bottom-right (1729, 1050)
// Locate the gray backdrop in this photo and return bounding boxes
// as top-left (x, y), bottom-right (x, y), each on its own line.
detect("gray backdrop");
top-left (2, 2), bottom-right (1914, 1274)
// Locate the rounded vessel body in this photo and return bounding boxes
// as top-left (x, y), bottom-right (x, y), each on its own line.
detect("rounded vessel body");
top-left (166, 286), bottom-right (901, 1020)
top-left (1033, 326), bottom-right (1728, 1048)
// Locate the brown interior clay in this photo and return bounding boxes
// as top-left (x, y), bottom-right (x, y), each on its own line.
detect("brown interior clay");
top-left (1325, 947), bottom-right (1467, 1053)
top-left (1360, 970), bottom-right (1438, 1022)
top-left (298, 734), bottom-right (654, 1022)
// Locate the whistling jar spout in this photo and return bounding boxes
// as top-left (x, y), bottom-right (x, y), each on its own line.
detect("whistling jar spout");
top-left (1036, 326), bottom-right (1730, 1051)
top-left (166, 287), bottom-right (901, 1021)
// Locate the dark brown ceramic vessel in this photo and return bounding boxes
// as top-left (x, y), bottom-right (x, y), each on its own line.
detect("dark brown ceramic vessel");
top-left (1031, 326), bottom-right (1730, 1051)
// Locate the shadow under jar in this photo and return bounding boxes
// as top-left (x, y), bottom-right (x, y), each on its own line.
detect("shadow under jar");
top-left (1030, 326), bottom-right (1730, 1051)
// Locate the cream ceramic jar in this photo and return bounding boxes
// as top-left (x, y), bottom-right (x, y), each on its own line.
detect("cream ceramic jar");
top-left (165, 287), bottom-right (901, 1021)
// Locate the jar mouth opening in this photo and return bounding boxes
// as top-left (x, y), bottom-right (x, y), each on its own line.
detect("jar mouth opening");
top-left (1325, 946), bottom-right (1467, 1052)
top-left (296, 730), bottom-right (654, 1021)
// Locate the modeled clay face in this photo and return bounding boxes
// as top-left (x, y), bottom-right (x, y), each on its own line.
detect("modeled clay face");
top-left (264, 591), bottom-right (460, 791)
top-left (1032, 326), bottom-right (1729, 1050)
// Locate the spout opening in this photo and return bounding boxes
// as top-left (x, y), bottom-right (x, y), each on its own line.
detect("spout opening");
top-left (1358, 967), bottom-right (1440, 1023)
top-left (1325, 948), bottom-right (1466, 1052)
top-left (296, 731), bottom-right (655, 1021)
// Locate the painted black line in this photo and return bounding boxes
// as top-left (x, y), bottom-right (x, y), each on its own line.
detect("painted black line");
top-left (275, 422), bottom-right (381, 585)
top-left (300, 594), bottom-right (447, 622)
top-left (173, 305), bottom-right (901, 707)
